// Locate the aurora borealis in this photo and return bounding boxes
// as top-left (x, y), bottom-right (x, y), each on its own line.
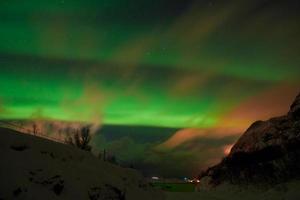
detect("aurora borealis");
top-left (0, 0), bottom-right (299, 176)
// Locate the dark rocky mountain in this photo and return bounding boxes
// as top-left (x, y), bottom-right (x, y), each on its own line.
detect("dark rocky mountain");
top-left (199, 92), bottom-right (300, 187)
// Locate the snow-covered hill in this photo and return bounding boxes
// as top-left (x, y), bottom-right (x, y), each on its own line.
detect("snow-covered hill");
top-left (0, 127), bottom-right (164, 200)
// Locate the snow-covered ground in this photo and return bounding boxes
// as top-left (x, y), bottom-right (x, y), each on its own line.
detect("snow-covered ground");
top-left (0, 127), bottom-right (163, 200)
top-left (1, 127), bottom-right (300, 200)
top-left (166, 181), bottom-right (300, 200)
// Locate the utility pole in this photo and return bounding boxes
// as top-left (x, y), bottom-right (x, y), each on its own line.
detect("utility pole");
top-left (103, 149), bottom-right (106, 161)
top-left (33, 124), bottom-right (37, 136)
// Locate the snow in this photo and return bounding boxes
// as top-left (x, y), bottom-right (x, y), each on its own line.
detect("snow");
top-left (0, 127), bottom-right (163, 200)
top-left (1, 127), bottom-right (300, 200)
top-left (166, 181), bottom-right (300, 200)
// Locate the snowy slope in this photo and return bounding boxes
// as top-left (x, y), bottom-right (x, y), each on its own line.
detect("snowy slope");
top-left (0, 127), bottom-right (164, 200)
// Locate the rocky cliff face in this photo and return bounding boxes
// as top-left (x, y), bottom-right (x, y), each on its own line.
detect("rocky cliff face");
top-left (199, 92), bottom-right (300, 187)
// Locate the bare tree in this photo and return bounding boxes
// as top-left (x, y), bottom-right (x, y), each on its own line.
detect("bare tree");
top-left (32, 123), bottom-right (38, 135)
top-left (65, 126), bottom-right (92, 151)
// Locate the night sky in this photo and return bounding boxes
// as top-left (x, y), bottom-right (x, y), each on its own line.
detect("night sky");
top-left (0, 0), bottom-right (299, 177)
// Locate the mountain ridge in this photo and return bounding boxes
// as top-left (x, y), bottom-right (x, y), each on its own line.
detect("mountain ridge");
top-left (199, 92), bottom-right (300, 187)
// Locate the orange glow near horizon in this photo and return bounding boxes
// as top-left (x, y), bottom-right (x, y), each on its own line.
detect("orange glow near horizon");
top-left (223, 144), bottom-right (234, 155)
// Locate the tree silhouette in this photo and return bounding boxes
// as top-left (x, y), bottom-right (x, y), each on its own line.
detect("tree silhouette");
top-left (65, 126), bottom-right (92, 151)
top-left (32, 123), bottom-right (38, 135)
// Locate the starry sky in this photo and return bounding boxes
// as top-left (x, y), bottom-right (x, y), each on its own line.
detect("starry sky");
top-left (0, 0), bottom-right (299, 177)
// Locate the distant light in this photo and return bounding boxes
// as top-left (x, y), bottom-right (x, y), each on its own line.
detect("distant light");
top-left (151, 176), bottom-right (159, 180)
top-left (190, 178), bottom-right (200, 183)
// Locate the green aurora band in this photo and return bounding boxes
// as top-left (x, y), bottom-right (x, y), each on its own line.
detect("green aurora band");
top-left (0, 0), bottom-right (299, 128)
